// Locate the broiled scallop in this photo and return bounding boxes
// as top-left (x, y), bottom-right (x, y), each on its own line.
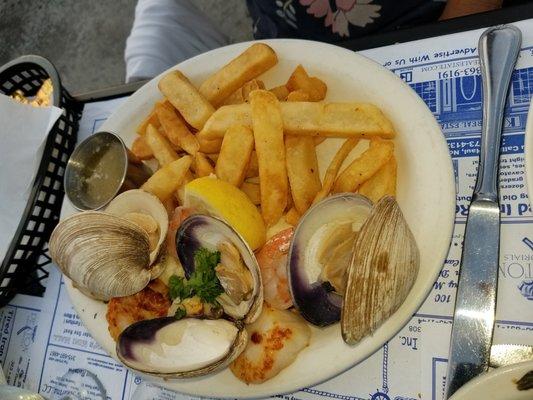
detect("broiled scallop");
top-left (106, 279), bottom-right (170, 341)
top-left (230, 304), bottom-right (311, 384)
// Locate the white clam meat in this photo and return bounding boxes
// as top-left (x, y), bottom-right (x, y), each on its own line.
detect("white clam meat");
top-left (288, 194), bottom-right (372, 326)
top-left (117, 317), bottom-right (247, 377)
top-left (105, 189), bottom-right (169, 266)
top-left (116, 214), bottom-right (263, 378)
top-left (176, 214), bottom-right (263, 323)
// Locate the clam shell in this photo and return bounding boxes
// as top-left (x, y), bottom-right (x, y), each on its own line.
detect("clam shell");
top-left (288, 193), bottom-right (372, 326)
top-left (105, 189), bottom-right (169, 265)
top-left (116, 317), bottom-right (248, 378)
top-left (50, 211), bottom-right (152, 300)
top-left (341, 196), bottom-right (420, 345)
top-left (176, 215), bottom-right (263, 323)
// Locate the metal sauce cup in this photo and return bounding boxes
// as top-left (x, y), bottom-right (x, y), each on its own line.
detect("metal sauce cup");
top-left (64, 131), bottom-right (128, 211)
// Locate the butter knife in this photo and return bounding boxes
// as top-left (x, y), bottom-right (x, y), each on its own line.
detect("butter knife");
top-left (444, 25), bottom-right (522, 399)
top-left (490, 344), bottom-right (533, 368)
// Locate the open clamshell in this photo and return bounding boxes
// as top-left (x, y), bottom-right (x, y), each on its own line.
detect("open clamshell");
top-left (288, 194), bottom-right (372, 326)
top-left (117, 317), bottom-right (248, 378)
top-left (116, 214), bottom-right (263, 378)
top-left (105, 189), bottom-right (169, 267)
top-left (176, 214), bottom-right (263, 323)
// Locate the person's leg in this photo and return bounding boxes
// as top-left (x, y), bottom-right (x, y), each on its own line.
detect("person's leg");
top-left (125, 0), bottom-right (229, 82)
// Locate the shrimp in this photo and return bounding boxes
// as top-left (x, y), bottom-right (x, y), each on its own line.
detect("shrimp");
top-left (106, 279), bottom-right (170, 341)
top-left (166, 206), bottom-right (193, 258)
top-left (256, 228), bottom-right (294, 310)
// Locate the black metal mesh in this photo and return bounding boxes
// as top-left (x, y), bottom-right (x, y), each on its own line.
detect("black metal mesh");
top-left (0, 56), bottom-right (82, 305)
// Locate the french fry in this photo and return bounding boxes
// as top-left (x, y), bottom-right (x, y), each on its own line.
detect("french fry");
top-left (310, 77), bottom-right (327, 101)
top-left (223, 79), bottom-right (265, 105)
top-left (287, 90), bottom-right (310, 102)
top-left (199, 103), bottom-right (250, 139)
top-left (136, 108), bottom-right (161, 135)
top-left (281, 102), bottom-right (394, 138)
top-left (215, 124), bottom-right (254, 186)
top-left (243, 80), bottom-right (265, 98)
top-left (250, 90), bottom-right (288, 226)
top-left (333, 139), bottom-right (394, 193)
top-left (245, 151), bottom-right (259, 178)
top-left (240, 181), bottom-right (261, 205)
top-left (206, 153), bottom-right (219, 163)
top-left (141, 156), bottom-right (192, 201)
top-left (285, 136), bottom-right (321, 214)
top-left (286, 65), bottom-right (327, 101)
top-left (269, 85), bottom-right (289, 101)
top-left (223, 88), bottom-right (246, 106)
top-left (197, 134), bottom-right (223, 154)
top-left (199, 43), bottom-right (278, 107)
top-left (193, 152), bottom-right (215, 177)
top-left (176, 170), bottom-right (194, 205)
top-left (245, 176), bottom-right (260, 184)
top-left (131, 135), bottom-right (154, 160)
top-left (286, 184), bottom-right (294, 210)
top-left (285, 207), bottom-right (301, 226)
top-left (358, 155), bottom-right (397, 203)
top-left (145, 124), bottom-right (178, 166)
top-left (199, 102), bottom-right (395, 139)
top-left (313, 138), bottom-right (359, 204)
top-left (314, 137), bottom-right (326, 145)
top-left (155, 101), bottom-right (199, 155)
top-left (158, 70), bottom-right (215, 129)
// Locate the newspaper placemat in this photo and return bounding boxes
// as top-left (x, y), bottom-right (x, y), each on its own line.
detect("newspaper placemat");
top-left (1, 20), bottom-right (532, 400)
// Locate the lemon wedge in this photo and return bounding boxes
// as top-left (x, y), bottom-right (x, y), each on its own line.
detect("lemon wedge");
top-left (184, 176), bottom-right (266, 250)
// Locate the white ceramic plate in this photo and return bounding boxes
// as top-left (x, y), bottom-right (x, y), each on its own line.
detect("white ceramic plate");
top-left (449, 361), bottom-right (533, 400)
top-left (525, 101), bottom-right (533, 202)
top-left (61, 39), bottom-right (455, 398)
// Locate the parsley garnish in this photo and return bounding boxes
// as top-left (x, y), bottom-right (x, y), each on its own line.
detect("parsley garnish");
top-left (174, 306), bottom-right (186, 320)
top-left (168, 248), bottom-right (224, 304)
top-left (168, 275), bottom-right (193, 300)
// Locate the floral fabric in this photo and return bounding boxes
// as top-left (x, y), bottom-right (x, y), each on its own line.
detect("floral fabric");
top-left (247, 0), bottom-right (445, 41)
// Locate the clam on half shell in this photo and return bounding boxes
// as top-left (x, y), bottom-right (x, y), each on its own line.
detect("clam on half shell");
top-left (176, 214), bottom-right (263, 323)
top-left (116, 214), bottom-right (263, 378)
top-left (49, 212), bottom-right (152, 301)
top-left (117, 317), bottom-right (248, 378)
top-left (288, 194), bottom-right (372, 326)
top-left (105, 189), bottom-right (169, 266)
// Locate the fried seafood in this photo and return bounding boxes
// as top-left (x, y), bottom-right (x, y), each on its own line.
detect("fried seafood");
top-left (106, 279), bottom-right (170, 341)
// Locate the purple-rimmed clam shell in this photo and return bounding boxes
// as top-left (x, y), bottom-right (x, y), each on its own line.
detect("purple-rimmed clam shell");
top-left (175, 214), bottom-right (263, 323)
top-left (288, 194), bottom-right (372, 326)
top-left (116, 316), bottom-right (248, 378)
top-left (118, 317), bottom-right (175, 361)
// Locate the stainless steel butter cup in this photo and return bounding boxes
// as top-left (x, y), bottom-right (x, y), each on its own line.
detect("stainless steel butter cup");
top-left (64, 131), bottom-right (128, 211)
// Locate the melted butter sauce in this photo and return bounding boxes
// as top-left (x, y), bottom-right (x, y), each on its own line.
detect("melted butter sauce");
top-left (79, 141), bottom-right (124, 209)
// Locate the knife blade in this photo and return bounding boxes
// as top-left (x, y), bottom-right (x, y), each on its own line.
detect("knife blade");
top-left (490, 344), bottom-right (533, 368)
top-left (444, 25), bottom-right (522, 399)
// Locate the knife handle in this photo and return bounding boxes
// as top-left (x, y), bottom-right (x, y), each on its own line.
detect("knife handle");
top-left (475, 25), bottom-right (521, 202)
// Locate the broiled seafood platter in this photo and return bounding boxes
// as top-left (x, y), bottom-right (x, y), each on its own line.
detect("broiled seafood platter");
top-left (49, 41), bottom-right (453, 394)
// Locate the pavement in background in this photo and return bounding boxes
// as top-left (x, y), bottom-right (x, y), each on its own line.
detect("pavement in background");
top-left (0, 0), bottom-right (253, 94)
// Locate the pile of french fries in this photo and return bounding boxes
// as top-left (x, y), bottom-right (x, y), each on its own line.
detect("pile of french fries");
top-left (132, 43), bottom-right (397, 227)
